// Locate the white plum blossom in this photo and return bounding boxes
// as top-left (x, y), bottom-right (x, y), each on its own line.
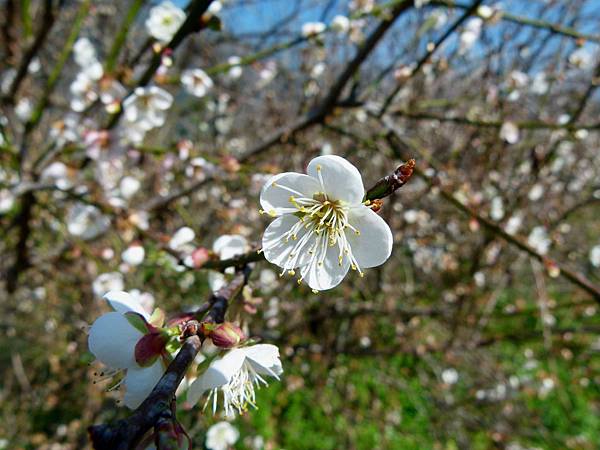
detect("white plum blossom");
top-left (331, 15), bottom-right (350, 34)
top-left (569, 47), bottom-right (594, 70)
top-left (169, 226), bottom-right (196, 251)
top-left (187, 344), bottom-right (283, 416)
top-left (15, 98), bottom-right (33, 122)
top-left (92, 272), bottom-right (125, 298)
top-left (0, 189), bottom-right (14, 213)
top-left (459, 18), bottom-right (483, 54)
top-left (66, 203), bottom-right (110, 240)
top-left (208, 235), bottom-right (249, 291)
top-left (226, 56), bottom-right (243, 80)
top-left (88, 291), bottom-right (166, 409)
top-left (122, 244), bottom-right (145, 266)
top-left (589, 245), bottom-right (600, 267)
top-left (122, 86), bottom-right (173, 131)
top-left (145, 1), bottom-right (186, 43)
top-left (528, 226), bottom-right (551, 255)
top-left (441, 368), bottom-right (459, 384)
top-left (205, 422), bottom-right (240, 450)
top-left (301, 22), bottom-right (326, 38)
top-left (500, 121), bottom-right (520, 144)
top-left (181, 68), bottom-right (214, 97)
top-left (490, 196), bottom-right (504, 221)
top-left (119, 176), bottom-right (141, 200)
top-left (260, 155), bottom-right (393, 291)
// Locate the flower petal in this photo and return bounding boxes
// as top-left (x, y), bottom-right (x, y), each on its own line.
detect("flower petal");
top-left (88, 312), bottom-right (142, 369)
top-left (208, 270), bottom-right (226, 292)
top-left (213, 235), bottom-right (247, 260)
top-left (307, 155), bottom-right (364, 204)
top-left (300, 237), bottom-right (351, 291)
top-left (104, 290), bottom-right (150, 320)
top-left (260, 172), bottom-right (320, 216)
top-left (347, 206), bottom-right (393, 268)
top-left (123, 360), bottom-right (165, 409)
top-left (244, 344), bottom-right (283, 378)
top-left (262, 215), bottom-right (314, 269)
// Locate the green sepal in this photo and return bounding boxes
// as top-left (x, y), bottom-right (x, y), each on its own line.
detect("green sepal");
top-left (149, 307), bottom-right (166, 328)
top-left (124, 311), bottom-right (149, 334)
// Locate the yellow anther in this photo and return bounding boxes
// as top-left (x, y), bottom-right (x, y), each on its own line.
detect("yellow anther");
top-left (268, 209), bottom-right (277, 217)
top-left (351, 264), bottom-right (357, 270)
top-left (316, 165), bottom-right (322, 171)
top-left (312, 289), bottom-right (319, 294)
top-left (288, 270), bottom-right (295, 276)
top-left (259, 209), bottom-right (265, 215)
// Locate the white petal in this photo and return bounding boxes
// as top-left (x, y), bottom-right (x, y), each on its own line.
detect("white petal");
top-left (104, 290), bottom-right (150, 319)
top-left (186, 349), bottom-right (246, 406)
top-left (346, 206), bottom-right (393, 268)
top-left (243, 344), bottom-right (283, 377)
top-left (213, 234), bottom-right (247, 260)
top-left (262, 215), bottom-right (313, 269)
top-left (208, 270), bottom-right (226, 292)
top-left (307, 155), bottom-right (364, 204)
top-left (123, 360), bottom-right (165, 409)
top-left (88, 312), bottom-right (142, 369)
top-left (260, 172), bottom-right (320, 216)
top-left (300, 238), bottom-right (351, 291)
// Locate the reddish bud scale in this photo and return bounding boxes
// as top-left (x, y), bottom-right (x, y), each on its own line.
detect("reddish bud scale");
top-left (209, 322), bottom-right (245, 349)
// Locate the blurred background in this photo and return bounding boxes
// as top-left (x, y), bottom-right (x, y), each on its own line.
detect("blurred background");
top-left (1, 0), bottom-right (600, 448)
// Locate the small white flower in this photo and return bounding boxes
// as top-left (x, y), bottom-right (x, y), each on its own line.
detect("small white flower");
top-left (569, 47), bottom-right (594, 70)
top-left (66, 203), bottom-right (110, 240)
top-left (528, 183), bottom-right (544, 201)
top-left (181, 68), bottom-right (214, 97)
top-left (490, 196), bottom-right (504, 221)
top-left (73, 38), bottom-right (97, 66)
top-left (0, 189), bottom-right (15, 213)
top-left (504, 214), bottom-right (522, 235)
top-left (500, 121), bottom-right (520, 144)
top-left (227, 56), bottom-right (243, 79)
top-left (527, 226), bottom-right (551, 255)
top-left (169, 226), bottom-right (196, 251)
top-left (92, 272), bottom-right (125, 297)
top-left (441, 368), bottom-right (459, 384)
top-left (206, 422), bottom-right (240, 450)
top-left (119, 176), bottom-right (141, 200)
top-left (260, 155), bottom-right (393, 291)
top-left (530, 72), bottom-right (549, 95)
top-left (331, 15), bottom-right (350, 34)
top-left (459, 18), bottom-right (482, 54)
top-left (70, 72), bottom-right (99, 112)
top-left (208, 235), bottom-right (248, 291)
top-left (589, 245), bottom-right (600, 267)
top-left (15, 98), bottom-right (33, 122)
top-left (301, 21), bottom-right (326, 38)
top-left (122, 86), bottom-right (173, 130)
top-left (122, 244), bottom-right (145, 266)
top-left (187, 344), bottom-right (283, 416)
top-left (145, 1), bottom-right (186, 43)
top-left (88, 291), bottom-right (166, 409)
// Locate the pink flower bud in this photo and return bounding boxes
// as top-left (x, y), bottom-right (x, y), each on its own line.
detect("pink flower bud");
top-left (209, 322), bottom-right (245, 349)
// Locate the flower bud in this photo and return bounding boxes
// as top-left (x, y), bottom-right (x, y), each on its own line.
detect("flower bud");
top-left (209, 322), bottom-right (245, 349)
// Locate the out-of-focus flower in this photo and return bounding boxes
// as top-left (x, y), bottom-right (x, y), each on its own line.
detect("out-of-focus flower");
top-left (260, 155), bottom-right (393, 291)
top-left (500, 121), bottom-right (520, 144)
top-left (88, 291), bottom-right (167, 409)
top-left (528, 183), bottom-right (544, 201)
top-left (459, 18), bottom-right (483, 54)
top-left (490, 196), bottom-right (504, 221)
top-left (122, 244), bottom-right (145, 266)
top-left (15, 98), bottom-right (33, 122)
top-left (208, 235), bottom-right (248, 291)
top-left (441, 368), bottom-right (459, 384)
top-left (169, 226), bottom-right (196, 251)
top-left (301, 22), bottom-right (326, 38)
top-left (0, 189), bottom-right (15, 213)
top-left (226, 56), bottom-right (243, 80)
top-left (589, 245), bottom-right (600, 267)
top-left (530, 72), bottom-right (549, 95)
top-left (41, 162), bottom-right (72, 190)
top-left (122, 86), bottom-right (173, 131)
top-left (145, 1), bottom-right (186, 43)
top-left (187, 344), bottom-right (283, 416)
top-left (527, 226), bottom-right (551, 255)
top-left (569, 47), bottom-right (594, 70)
top-left (331, 15), bottom-right (350, 34)
top-left (92, 272), bottom-right (125, 298)
top-left (206, 422), bottom-right (239, 450)
top-left (181, 68), bottom-right (214, 98)
top-left (415, 0), bottom-right (431, 8)
top-left (66, 203), bottom-right (110, 240)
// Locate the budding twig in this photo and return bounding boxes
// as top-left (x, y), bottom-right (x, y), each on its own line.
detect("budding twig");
top-left (364, 159), bottom-right (415, 202)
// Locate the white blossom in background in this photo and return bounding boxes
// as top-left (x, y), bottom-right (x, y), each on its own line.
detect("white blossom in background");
top-left (459, 18), bottom-right (483, 54)
top-left (207, 1), bottom-right (223, 15)
top-left (490, 196), bottom-right (504, 221)
top-left (73, 37), bottom-right (97, 66)
top-left (15, 98), bottom-right (33, 122)
top-left (500, 121), bottom-right (520, 144)
top-left (441, 368), bottom-right (459, 385)
top-left (92, 273), bottom-right (125, 298)
top-left (70, 72), bottom-right (99, 112)
top-left (260, 155), bottom-right (393, 291)
top-left (301, 21), bottom-right (326, 38)
top-left (205, 422), bottom-right (240, 450)
top-left (0, 189), bottom-right (14, 213)
top-left (122, 244), bottom-right (145, 266)
top-left (41, 161), bottom-right (72, 190)
top-left (331, 15), bottom-right (350, 34)
top-left (528, 183), bottom-right (544, 201)
top-left (66, 203), bottom-right (110, 240)
top-left (257, 61), bottom-right (277, 88)
top-left (504, 214), bottom-right (523, 235)
top-left (187, 344), bottom-right (283, 416)
top-left (350, 0), bottom-right (374, 13)
top-left (145, 1), bottom-right (186, 43)
top-left (119, 176), bottom-right (141, 200)
top-left (123, 86), bottom-right (173, 131)
top-left (527, 226), bottom-right (551, 255)
top-left (414, 0), bottom-right (431, 8)
top-left (88, 291), bottom-right (166, 409)
top-left (169, 226), bottom-right (196, 251)
top-left (589, 245), bottom-right (600, 267)
top-left (207, 235), bottom-right (249, 291)
top-left (568, 47), bottom-right (594, 70)
top-left (530, 72), bottom-right (549, 95)
top-left (181, 68), bottom-right (214, 97)
top-left (226, 56), bottom-right (243, 80)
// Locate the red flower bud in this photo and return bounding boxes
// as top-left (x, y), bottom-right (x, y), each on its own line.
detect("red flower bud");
top-left (209, 322), bottom-right (245, 349)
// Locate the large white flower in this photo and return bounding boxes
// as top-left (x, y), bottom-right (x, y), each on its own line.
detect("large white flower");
top-left (145, 1), bottom-right (186, 43)
top-left (88, 291), bottom-right (166, 409)
top-left (122, 86), bottom-right (173, 131)
top-left (187, 344), bottom-right (282, 416)
top-left (206, 422), bottom-right (239, 450)
top-left (260, 155), bottom-right (393, 291)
